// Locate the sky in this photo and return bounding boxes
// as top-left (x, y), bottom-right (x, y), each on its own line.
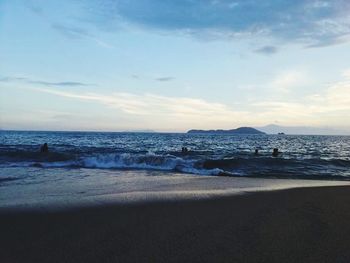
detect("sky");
top-left (0, 0), bottom-right (350, 133)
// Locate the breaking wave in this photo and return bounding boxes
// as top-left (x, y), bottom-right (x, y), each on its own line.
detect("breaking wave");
top-left (0, 151), bottom-right (223, 176)
top-left (1, 148), bottom-right (350, 179)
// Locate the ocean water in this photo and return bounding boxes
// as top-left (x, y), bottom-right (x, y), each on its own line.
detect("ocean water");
top-left (1, 130), bottom-right (350, 178)
top-left (1, 131), bottom-right (350, 208)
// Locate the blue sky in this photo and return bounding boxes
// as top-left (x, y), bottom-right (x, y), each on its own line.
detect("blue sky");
top-left (1, 0), bottom-right (350, 132)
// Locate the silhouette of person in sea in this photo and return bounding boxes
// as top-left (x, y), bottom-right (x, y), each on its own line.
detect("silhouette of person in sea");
top-left (182, 147), bottom-right (188, 154)
top-left (272, 148), bottom-right (279, 157)
top-left (40, 143), bottom-right (49, 153)
top-left (254, 149), bottom-right (259, 155)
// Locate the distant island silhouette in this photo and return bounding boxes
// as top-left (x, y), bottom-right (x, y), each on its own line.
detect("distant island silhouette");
top-left (187, 127), bottom-right (265, 135)
top-left (257, 124), bottom-right (349, 135)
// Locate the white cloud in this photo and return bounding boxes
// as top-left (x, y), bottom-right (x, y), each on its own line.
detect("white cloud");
top-left (270, 70), bottom-right (309, 92)
top-left (31, 87), bottom-right (254, 130)
top-left (252, 70), bottom-right (350, 126)
top-left (324, 80), bottom-right (350, 110)
top-left (23, 72), bottom-right (350, 131)
top-left (342, 69), bottom-right (350, 78)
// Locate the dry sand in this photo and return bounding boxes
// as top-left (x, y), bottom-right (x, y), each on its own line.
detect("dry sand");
top-left (1, 185), bottom-right (350, 263)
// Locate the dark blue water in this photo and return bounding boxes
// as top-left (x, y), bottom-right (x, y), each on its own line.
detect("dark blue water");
top-left (1, 131), bottom-right (350, 180)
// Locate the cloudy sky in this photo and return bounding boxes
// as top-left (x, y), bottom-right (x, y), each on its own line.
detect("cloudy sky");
top-left (1, 0), bottom-right (350, 132)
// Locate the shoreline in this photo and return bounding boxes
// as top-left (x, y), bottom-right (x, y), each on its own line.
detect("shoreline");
top-left (1, 170), bottom-right (350, 211)
top-left (2, 185), bottom-right (350, 262)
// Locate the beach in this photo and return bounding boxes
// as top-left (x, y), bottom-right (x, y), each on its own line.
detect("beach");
top-left (2, 184), bottom-right (350, 263)
top-left (1, 132), bottom-right (350, 262)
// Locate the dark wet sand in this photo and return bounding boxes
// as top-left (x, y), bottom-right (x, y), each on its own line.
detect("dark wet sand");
top-left (1, 186), bottom-right (350, 263)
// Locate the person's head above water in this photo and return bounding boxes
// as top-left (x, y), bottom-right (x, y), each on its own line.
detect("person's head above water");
top-left (272, 148), bottom-right (279, 157)
top-left (40, 143), bottom-right (49, 153)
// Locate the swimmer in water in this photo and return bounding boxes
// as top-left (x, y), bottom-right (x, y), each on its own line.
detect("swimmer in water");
top-left (40, 143), bottom-right (49, 153)
top-left (272, 148), bottom-right (279, 157)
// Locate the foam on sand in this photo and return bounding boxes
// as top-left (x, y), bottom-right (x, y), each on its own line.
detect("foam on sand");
top-left (1, 167), bottom-right (349, 211)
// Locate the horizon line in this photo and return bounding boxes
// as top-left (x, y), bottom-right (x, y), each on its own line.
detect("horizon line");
top-left (1, 129), bottom-right (350, 136)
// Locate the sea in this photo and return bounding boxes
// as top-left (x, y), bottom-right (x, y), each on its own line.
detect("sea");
top-left (1, 131), bottom-right (350, 209)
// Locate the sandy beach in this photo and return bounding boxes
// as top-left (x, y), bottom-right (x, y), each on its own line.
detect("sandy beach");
top-left (2, 185), bottom-right (350, 263)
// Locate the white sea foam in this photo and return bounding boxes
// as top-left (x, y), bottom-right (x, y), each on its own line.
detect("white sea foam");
top-left (32, 152), bottom-right (222, 176)
top-left (2, 167), bottom-right (350, 210)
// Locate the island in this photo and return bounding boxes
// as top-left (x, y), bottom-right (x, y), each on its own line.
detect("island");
top-left (187, 127), bottom-right (266, 135)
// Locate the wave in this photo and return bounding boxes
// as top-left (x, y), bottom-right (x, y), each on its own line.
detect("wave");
top-left (0, 150), bottom-right (76, 162)
top-left (1, 150), bottom-right (350, 178)
top-left (0, 177), bottom-right (20, 183)
top-left (202, 157), bottom-right (350, 169)
top-left (24, 152), bottom-right (223, 176)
